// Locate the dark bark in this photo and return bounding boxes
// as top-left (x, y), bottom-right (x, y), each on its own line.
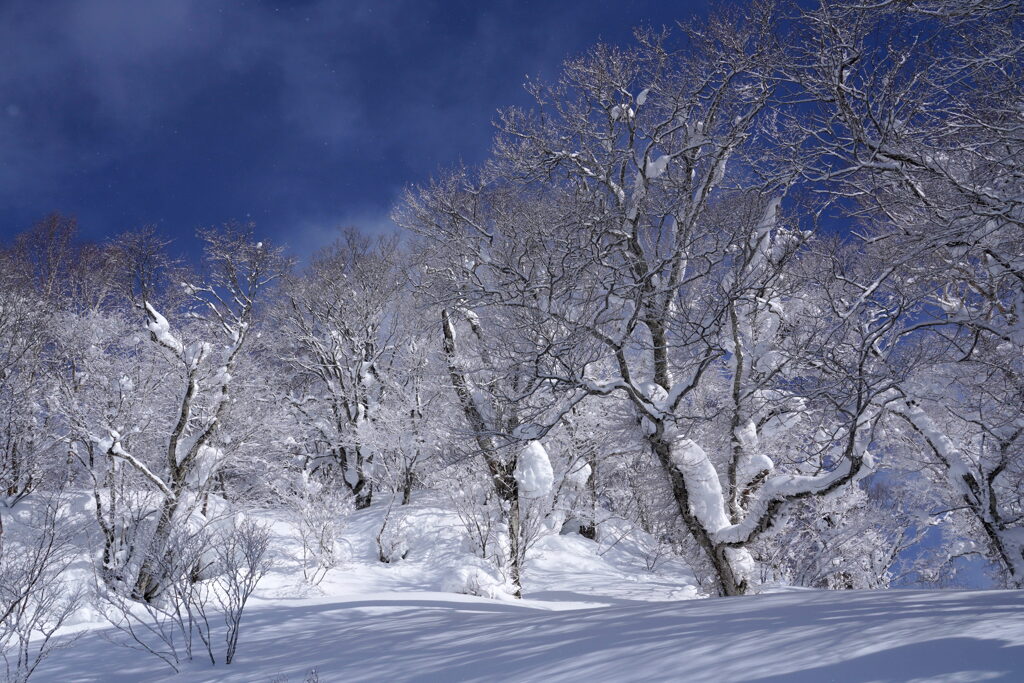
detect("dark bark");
top-left (441, 308), bottom-right (524, 597)
top-left (649, 434), bottom-right (748, 597)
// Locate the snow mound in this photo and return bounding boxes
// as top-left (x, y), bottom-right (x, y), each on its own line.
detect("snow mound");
top-left (440, 555), bottom-right (514, 600)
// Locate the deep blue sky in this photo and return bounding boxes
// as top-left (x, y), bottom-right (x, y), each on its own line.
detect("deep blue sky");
top-left (0, 0), bottom-right (710, 256)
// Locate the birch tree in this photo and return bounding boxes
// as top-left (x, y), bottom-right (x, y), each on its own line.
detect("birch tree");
top-left (61, 227), bottom-right (285, 602)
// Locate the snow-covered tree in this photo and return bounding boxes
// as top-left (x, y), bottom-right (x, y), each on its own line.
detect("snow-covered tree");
top-left (797, 0), bottom-right (1024, 586)
top-left (277, 231), bottom-right (404, 509)
top-left (0, 263), bottom-right (57, 507)
top-left (399, 13), bottom-right (899, 595)
top-left (59, 226), bottom-right (286, 602)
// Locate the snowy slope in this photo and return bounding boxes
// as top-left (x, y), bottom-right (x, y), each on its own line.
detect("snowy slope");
top-left (26, 496), bottom-right (1024, 683)
top-left (32, 589), bottom-right (1024, 682)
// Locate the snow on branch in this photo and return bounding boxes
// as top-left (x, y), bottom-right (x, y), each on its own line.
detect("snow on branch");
top-left (712, 459), bottom-right (857, 545)
top-left (892, 401), bottom-right (979, 503)
top-left (95, 430), bottom-right (175, 500)
top-left (144, 302), bottom-right (185, 357)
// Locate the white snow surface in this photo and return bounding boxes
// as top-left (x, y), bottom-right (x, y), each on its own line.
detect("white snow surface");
top-left (24, 493), bottom-right (1024, 683)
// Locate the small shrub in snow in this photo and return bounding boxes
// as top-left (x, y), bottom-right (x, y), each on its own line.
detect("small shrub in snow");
top-left (217, 518), bottom-right (273, 664)
top-left (376, 502), bottom-right (410, 564)
top-left (0, 497), bottom-right (83, 683)
top-left (288, 473), bottom-right (352, 585)
top-left (97, 514), bottom-right (273, 672)
top-left (445, 468), bottom-right (505, 567)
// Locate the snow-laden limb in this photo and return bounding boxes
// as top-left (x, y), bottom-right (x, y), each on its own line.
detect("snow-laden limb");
top-left (143, 302), bottom-right (184, 357)
top-left (93, 430), bottom-right (175, 500)
top-left (564, 459), bottom-right (592, 489)
top-left (666, 433), bottom-right (869, 547)
top-left (440, 307), bottom-right (494, 444)
top-left (184, 444), bottom-right (225, 489)
top-left (712, 459), bottom-right (857, 545)
top-left (746, 197), bottom-right (782, 275)
top-left (893, 402), bottom-right (976, 485)
top-left (733, 421), bottom-right (774, 490)
top-left (645, 154), bottom-right (672, 179)
top-left (893, 400), bottom-right (1024, 583)
top-left (712, 392), bottom-right (889, 546)
top-left (670, 439), bottom-right (731, 534)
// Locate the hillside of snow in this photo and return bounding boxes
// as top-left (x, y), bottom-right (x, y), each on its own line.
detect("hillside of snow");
top-left (23, 496), bottom-right (1024, 683)
top-left (36, 589), bottom-right (1024, 683)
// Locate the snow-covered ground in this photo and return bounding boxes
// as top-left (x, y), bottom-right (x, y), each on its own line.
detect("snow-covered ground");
top-left (26, 496), bottom-right (1024, 683)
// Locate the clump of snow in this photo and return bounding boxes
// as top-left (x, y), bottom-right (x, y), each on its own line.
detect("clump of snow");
top-left (515, 441), bottom-right (554, 499)
top-left (185, 443), bottom-right (224, 486)
top-left (637, 381), bottom-right (669, 435)
top-left (724, 547), bottom-right (756, 588)
top-left (94, 431), bottom-right (115, 455)
top-left (441, 556), bottom-right (513, 600)
top-left (645, 154), bottom-right (671, 179)
top-left (564, 461), bottom-right (592, 489)
top-left (609, 104), bottom-right (634, 121)
top-left (734, 420), bottom-right (774, 486)
top-left (638, 381), bottom-right (668, 407)
top-left (144, 302), bottom-right (184, 356)
top-left (734, 420), bottom-right (759, 451)
top-left (670, 439), bottom-right (730, 533)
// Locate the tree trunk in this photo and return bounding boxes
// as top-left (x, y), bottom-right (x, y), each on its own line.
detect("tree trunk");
top-left (353, 479), bottom-right (373, 510)
top-left (578, 454), bottom-right (598, 540)
top-left (133, 493), bottom-right (181, 602)
top-left (401, 468), bottom-right (414, 506)
top-left (493, 466), bottom-right (524, 598)
top-left (650, 436), bottom-right (748, 596)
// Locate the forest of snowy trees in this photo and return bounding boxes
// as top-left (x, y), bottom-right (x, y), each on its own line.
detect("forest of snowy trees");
top-left (1, 0), bottom-right (1022, 679)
